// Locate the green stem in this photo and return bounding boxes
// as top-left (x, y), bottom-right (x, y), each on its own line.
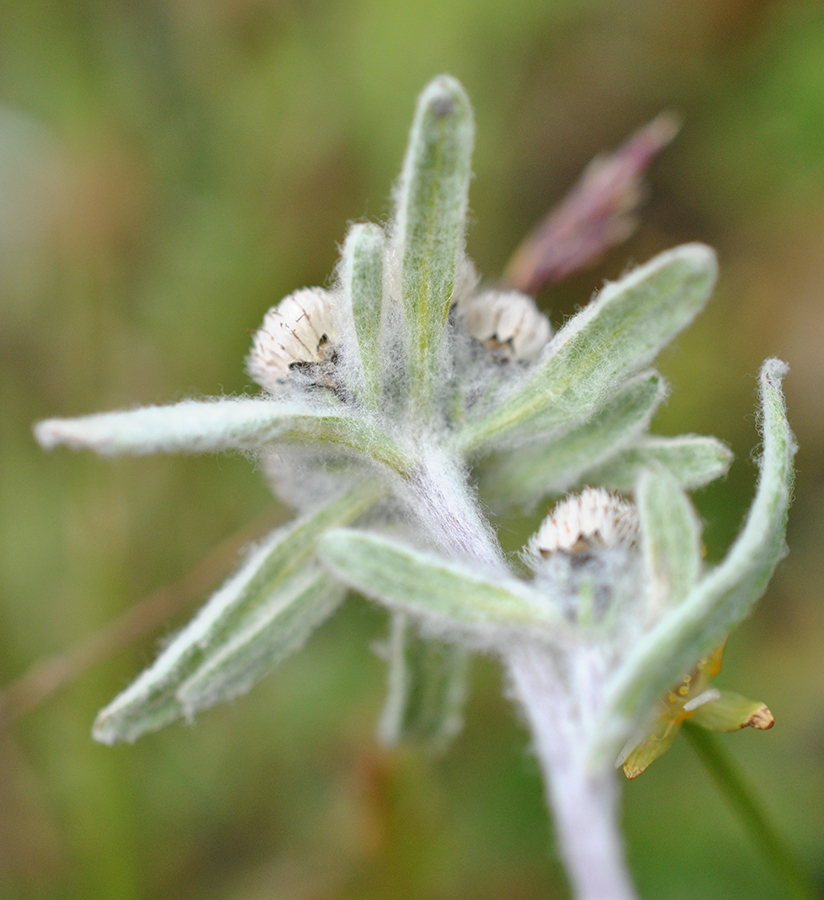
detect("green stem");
top-left (683, 723), bottom-right (819, 900)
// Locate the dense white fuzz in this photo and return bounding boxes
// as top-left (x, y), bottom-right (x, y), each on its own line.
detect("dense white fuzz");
top-left (526, 487), bottom-right (639, 562)
top-left (247, 287), bottom-right (339, 391)
top-left (459, 289), bottom-right (551, 361)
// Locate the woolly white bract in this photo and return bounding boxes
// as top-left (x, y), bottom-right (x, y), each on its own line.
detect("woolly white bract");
top-left (36, 75), bottom-right (794, 900)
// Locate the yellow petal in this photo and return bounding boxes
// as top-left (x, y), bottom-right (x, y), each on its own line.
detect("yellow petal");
top-left (622, 718), bottom-right (682, 779)
top-left (689, 689), bottom-right (774, 732)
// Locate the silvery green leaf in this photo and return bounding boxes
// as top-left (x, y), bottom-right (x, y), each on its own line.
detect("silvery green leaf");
top-left (592, 359), bottom-right (795, 766)
top-left (319, 528), bottom-right (565, 638)
top-left (93, 482), bottom-right (382, 744)
top-left (461, 244), bottom-right (718, 452)
top-left (636, 464), bottom-right (702, 613)
top-left (378, 612), bottom-right (470, 752)
top-left (392, 75), bottom-right (474, 419)
top-left (339, 223), bottom-right (385, 408)
top-left (579, 434), bottom-right (733, 491)
top-left (482, 371), bottom-right (665, 510)
top-left (176, 565), bottom-right (346, 716)
top-left (35, 397), bottom-right (411, 474)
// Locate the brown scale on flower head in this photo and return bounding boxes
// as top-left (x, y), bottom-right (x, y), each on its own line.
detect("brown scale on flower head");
top-left (247, 287), bottom-right (339, 394)
top-left (527, 487), bottom-right (639, 561)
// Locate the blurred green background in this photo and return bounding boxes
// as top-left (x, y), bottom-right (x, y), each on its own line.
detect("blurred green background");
top-left (1, 0), bottom-right (823, 897)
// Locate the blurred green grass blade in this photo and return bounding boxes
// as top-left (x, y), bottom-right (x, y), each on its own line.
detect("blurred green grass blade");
top-left (683, 725), bottom-right (820, 900)
top-left (379, 612), bottom-right (470, 752)
top-left (392, 75), bottom-right (474, 420)
top-left (593, 359), bottom-right (795, 766)
top-left (320, 528), bottom-right (563, 634)
top-left (579, 434), bottom-right (733, 491)
top-left (461, 244), bottom-right (717, 452)
top-left (93, 482), bottom-right (383, 744)
top-left (636, 464), bottom-right (702, 611)
top-left (482, 371), bottom-right (665, 510)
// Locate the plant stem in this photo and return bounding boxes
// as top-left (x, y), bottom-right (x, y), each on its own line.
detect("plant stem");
top-left (683, 723), bottom-right (819, 900)
top-left (403, 445), bottom-right (505, 569)
top-left (507, 641), bottom-right (639, 900)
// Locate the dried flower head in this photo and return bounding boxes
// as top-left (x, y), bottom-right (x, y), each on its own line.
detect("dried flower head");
top-left (459, 289), bottom-right (551, 361)
top-left (247, 287), bottom-right (339, 392)
top-left (526, 487), bottom-right (639, 560)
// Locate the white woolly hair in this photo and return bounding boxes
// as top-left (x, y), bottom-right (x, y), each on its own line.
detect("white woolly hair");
top-left (260, 445), bottom-right (372, 512)
top-left (525, 487), bottom-right (639, 564)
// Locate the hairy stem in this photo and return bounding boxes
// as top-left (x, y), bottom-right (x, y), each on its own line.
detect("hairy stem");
top-left (507, 640), bottom-right (638, 900)
top-left (403, 444), bottom-right (505, 570)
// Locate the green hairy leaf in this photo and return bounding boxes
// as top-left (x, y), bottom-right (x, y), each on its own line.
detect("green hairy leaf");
top-left (94, 483), bottom-right (382, 743)
top-left (319, 529), bottom-right (563, 635)
top-left (593, 359), bottom-right (795, 765)
top-left (36, 397), bottom-right (410, 473)
top-left (461, 243), bottom-right (718, 451)
top-left (378, 613), bottom-right (470, 752)
top-left (482, 371), bottom-right (665, 509)
top-left (580, 434), bottom-right (733, 491)
top-left (392, 74), bottom-right (474, 419)
top-left (636, 464), bottom-right (702, 612)
top-left (176, 566), bottom-right (346, 716)
top-left (340, 223), bottom-right (386, 408)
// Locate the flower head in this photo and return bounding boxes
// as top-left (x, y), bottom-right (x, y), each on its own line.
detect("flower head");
top-left (247, 287), bottom-right (340, 392)
top-left (458, 289), bottom-right (551, 361)
top-left (526, 487), bottom-right (638, 559)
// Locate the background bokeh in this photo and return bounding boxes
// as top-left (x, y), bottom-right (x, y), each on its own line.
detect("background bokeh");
top-left (1, 1), bottom-right (823, 898)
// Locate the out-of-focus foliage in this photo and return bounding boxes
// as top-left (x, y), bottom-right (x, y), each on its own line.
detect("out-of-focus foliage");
top-left (1, 1), bottom-right (823, 897)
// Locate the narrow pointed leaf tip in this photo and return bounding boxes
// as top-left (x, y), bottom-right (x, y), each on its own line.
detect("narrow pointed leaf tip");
top-left (503, 111), bottom-right (681, 294)
top-left (593, 358), bottom-right (795, 765)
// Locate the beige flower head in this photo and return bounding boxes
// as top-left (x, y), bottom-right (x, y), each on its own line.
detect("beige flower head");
top-left (527, 487), bottom-right (639, 560)
top-left (247, 287), bottom-right (338, 392)
top-left (460, 289), bottom-right (551, 361)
